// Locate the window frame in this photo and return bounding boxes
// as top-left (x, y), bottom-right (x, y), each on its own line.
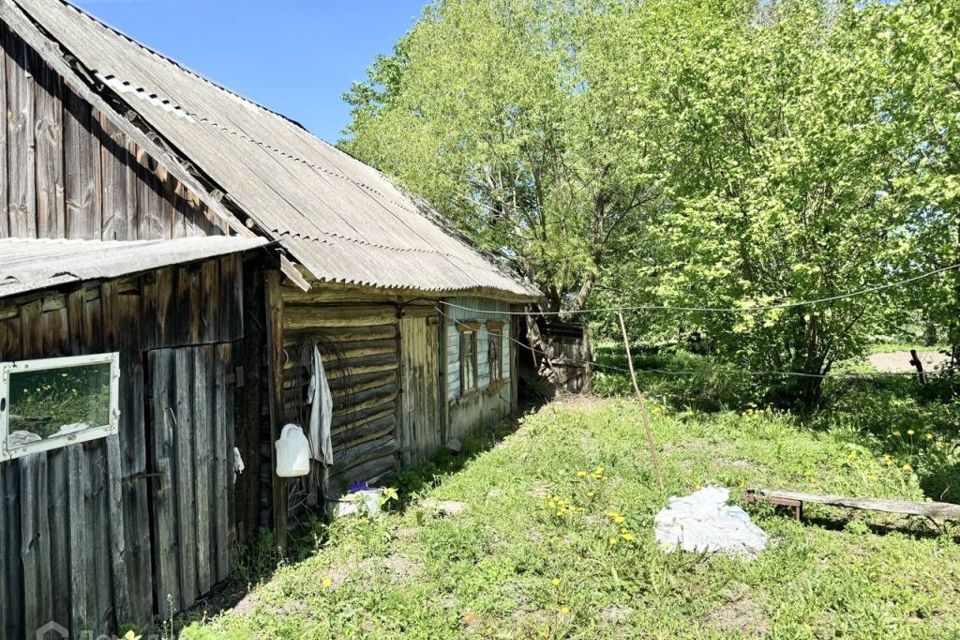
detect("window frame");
top-left (0, 352), bottom-right (121, 461)
top-left (487, 321), bottom-right (504, 383)
top-left (457, 322), bottom-right (481, 396)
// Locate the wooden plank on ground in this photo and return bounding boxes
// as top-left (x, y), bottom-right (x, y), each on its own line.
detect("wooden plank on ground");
top-left (749, 488), bottom-right (960, 520)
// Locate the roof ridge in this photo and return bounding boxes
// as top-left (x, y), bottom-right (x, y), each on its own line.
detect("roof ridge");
top-left (51, 0), bottom-right (307, 131)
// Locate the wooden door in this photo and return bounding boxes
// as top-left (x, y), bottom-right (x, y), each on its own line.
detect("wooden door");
top-left (400, 314), bottom-right (443, 465)
top-left (146, 343), bottom-right (236, 617)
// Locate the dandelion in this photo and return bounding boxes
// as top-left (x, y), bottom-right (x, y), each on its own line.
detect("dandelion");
top-left (901, 463), bottom-right (912, 472)
top-left (608, 537), bottom-right (618, 546)
top-left (560, 606), bottom-right (571, 614)
top-left (606, 511), bottom-right (621, 519)
top-left (882, 454), bottom-right (892, 465)
top-left (322, 576), bottom-right (333, 588)
top-left (620, 532), bottom-right (635, 542)
top-left (551, 578), bottom-right (561, 587)
top-left (576, 470), bottom-right (587, 478)
top-left (925, 433), bottom-right (934, 441)
top-left (936, 441), bottom-right (944, 449)
top-left (613, 515), bottom-right (626, 525)
top-left (907, 429), bottom-right (915, 436)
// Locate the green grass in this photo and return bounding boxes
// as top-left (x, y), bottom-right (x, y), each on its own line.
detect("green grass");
top-left (183, 399), bottom-right (960, 639)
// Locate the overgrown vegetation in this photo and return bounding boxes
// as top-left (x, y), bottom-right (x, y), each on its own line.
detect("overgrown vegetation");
top-left (343, 0), bottom-right (960, 405)
top-left (184, 395), bottom-right (960, 639)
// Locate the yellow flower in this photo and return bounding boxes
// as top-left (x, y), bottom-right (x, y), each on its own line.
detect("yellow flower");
top-left (907, 429), bottom-right (915, 436)
top-left (576, 470), bottom-right (587, 478)
top-left (608, 537), bottom-right (618, 546)
top-left (620, 532), bottom-right (635, 542)
top-left (882, 454), bottom-right (892, 465)
top-left (935, 441), bottom-right (944, 449)
top-left (560, 606), bottom-right (571, 614)
top-left (551, 577), bottom-right (561, 587)
top-left (901, 463), bottom-right (912, 472)
top-left (613, 515), bottom-right (626, 525)
top-left (925, 433), bottom-right (934, 440)
top-left (606, 511), bottom-right (620, 519)
top-left (892, 431), bottom-right (901, 437)
top-left (322, 576), bottom-right (333, 588)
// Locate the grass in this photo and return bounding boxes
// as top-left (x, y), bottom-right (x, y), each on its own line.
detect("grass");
top-left (183, 397), bottom-right (960, 639)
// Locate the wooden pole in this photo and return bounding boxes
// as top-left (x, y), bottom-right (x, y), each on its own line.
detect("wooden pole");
top-left (617, 312), bottom-right (665, 492)
top-left (264, 269), bottom-right (288, 553)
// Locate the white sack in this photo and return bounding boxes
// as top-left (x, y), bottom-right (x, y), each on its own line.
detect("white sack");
top-left (654, 486), bottom-right (767, 556)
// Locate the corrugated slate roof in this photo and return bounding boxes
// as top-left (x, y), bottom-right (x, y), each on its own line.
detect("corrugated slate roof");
top-left (10, 0), bottom-right (539, 299)
top-left (0, 236), bottom-right (268, 298)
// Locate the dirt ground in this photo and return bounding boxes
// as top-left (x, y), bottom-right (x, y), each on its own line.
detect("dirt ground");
top-left (868, 350), bottom-right (949, 373)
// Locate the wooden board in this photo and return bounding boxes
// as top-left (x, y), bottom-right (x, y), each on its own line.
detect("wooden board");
top-left (748, 488), bottom-right (960, 521)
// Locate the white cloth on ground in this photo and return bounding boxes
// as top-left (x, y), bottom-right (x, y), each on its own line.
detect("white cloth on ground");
top-left (654, 485), bottom-right (767, 556)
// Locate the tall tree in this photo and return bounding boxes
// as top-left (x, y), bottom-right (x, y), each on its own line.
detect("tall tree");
top-left (341, 0), bottom-right (661, 313)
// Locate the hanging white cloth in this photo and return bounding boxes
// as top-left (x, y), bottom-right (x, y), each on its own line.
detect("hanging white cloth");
top-left (308, 344), bottom-right (334, 466)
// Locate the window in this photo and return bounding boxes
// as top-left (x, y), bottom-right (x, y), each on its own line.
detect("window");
top-left (488, 321), bottom-right (504, 383)
top-left (458, 323), bottom-right (480, 395)
top-left (0, 353), bottom-right (120, 461)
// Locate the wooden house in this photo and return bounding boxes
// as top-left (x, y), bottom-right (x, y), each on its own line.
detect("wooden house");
top-left (0, 0), bottom-right (538, 637)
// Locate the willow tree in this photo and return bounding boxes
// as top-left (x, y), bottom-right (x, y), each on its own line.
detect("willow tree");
top-left (341, 0), bottom-right (661, 313)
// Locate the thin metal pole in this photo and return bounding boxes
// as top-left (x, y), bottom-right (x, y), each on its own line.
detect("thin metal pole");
top-left (617, 312), bottom-right (665, 492)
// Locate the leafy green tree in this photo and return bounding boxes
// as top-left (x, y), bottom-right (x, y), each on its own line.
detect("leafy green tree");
top-left (341, 0), bottom-right (661, 313)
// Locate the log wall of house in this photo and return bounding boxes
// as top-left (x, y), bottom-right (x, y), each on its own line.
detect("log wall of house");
top-left (0, 23), bottom-right (225, 242)
top-left (280, 286), bottom-right (402, 500)
top-left (0, 254), bottom-right (257, 639)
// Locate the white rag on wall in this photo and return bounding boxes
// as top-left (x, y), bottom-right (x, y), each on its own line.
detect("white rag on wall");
top-left (654, 486), bottom-right (767, 556)
top-left (308, 345), bottom-right (334, 466)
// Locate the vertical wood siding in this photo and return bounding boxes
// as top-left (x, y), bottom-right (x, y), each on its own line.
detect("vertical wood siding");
top-left (0, 254), bottom-right (250, 639)
top-left (400, 311), bottom-right (442, 466)
top-left (0, 24), bottom-right (223, 242)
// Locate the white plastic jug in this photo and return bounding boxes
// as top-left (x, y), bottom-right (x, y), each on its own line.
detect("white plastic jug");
top-left (275, 424), bottom-right (310, 478)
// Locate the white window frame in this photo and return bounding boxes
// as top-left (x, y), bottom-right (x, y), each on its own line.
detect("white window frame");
top-left (0, 352), bottom-right (121, 461)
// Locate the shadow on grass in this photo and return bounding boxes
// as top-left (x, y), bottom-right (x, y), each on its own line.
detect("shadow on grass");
top-left (168, 401), bottom-right (541, 635)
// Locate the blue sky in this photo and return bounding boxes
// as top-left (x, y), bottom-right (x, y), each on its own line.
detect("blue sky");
top-left (71, 0), bottom-right (427, 142)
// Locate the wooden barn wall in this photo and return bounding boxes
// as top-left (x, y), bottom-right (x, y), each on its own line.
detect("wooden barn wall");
top-left (444, 297), bottom-right (513, 441)
top-left (0, 254), bottom-right (249, 639)
top-left (280, 286), bottom-right (402, 500)
top-left (0, 23), bottom-right (225, 242)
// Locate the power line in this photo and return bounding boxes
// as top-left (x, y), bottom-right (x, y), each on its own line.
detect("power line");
top-left (433, 305), bottom-right (946, 382)
top-left (441, 263), bottom-right (960, 317)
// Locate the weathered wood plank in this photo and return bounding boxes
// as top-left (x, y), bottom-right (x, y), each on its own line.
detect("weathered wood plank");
top-left (7, 32), bottom-right (36, 237)
top-left (20, 453), bottom-right (52, 637)
top-left (105, 435), bottom-right (131, 626)
top-left (749, 488), bottom-right (960, 521)
top-left (148, 349), bottom-right (182, 615)
top-left (143, 267), bottom-right (176, 350)
top-left (0, 25), bottom-right (8, 237)
top-left (174, 347), bottom-right (198, 605)
top-left (136, 149), bottom-right (164, 239)
top-left (199, 260), bottom-right (218, 345)
top-left (64, 90), bottom-right (102, 239)
top-left (66, 445), bottom-right (89, 636)
top-left (47, 449), bottom-right (70, 630)
top-left (265, 270), bottom-right (287, 551)
top-left (34, 57), bottom-right (64, 238)
top-left (99, 113), bottom-right (130, 240)
top-left (193, 346), bottom-right (213, 595)
top-left (283, 305), bottom-right (399, 330)
top-left (214, 343), bottom-right (233, 582)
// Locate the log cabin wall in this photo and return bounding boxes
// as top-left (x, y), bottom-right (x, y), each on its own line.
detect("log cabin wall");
top-left (280, 284), bottom-right (402, 501)
top-left (0, 23), bottom-right (225, 242)
top-left (0, 253), bottom-right (259, 639)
